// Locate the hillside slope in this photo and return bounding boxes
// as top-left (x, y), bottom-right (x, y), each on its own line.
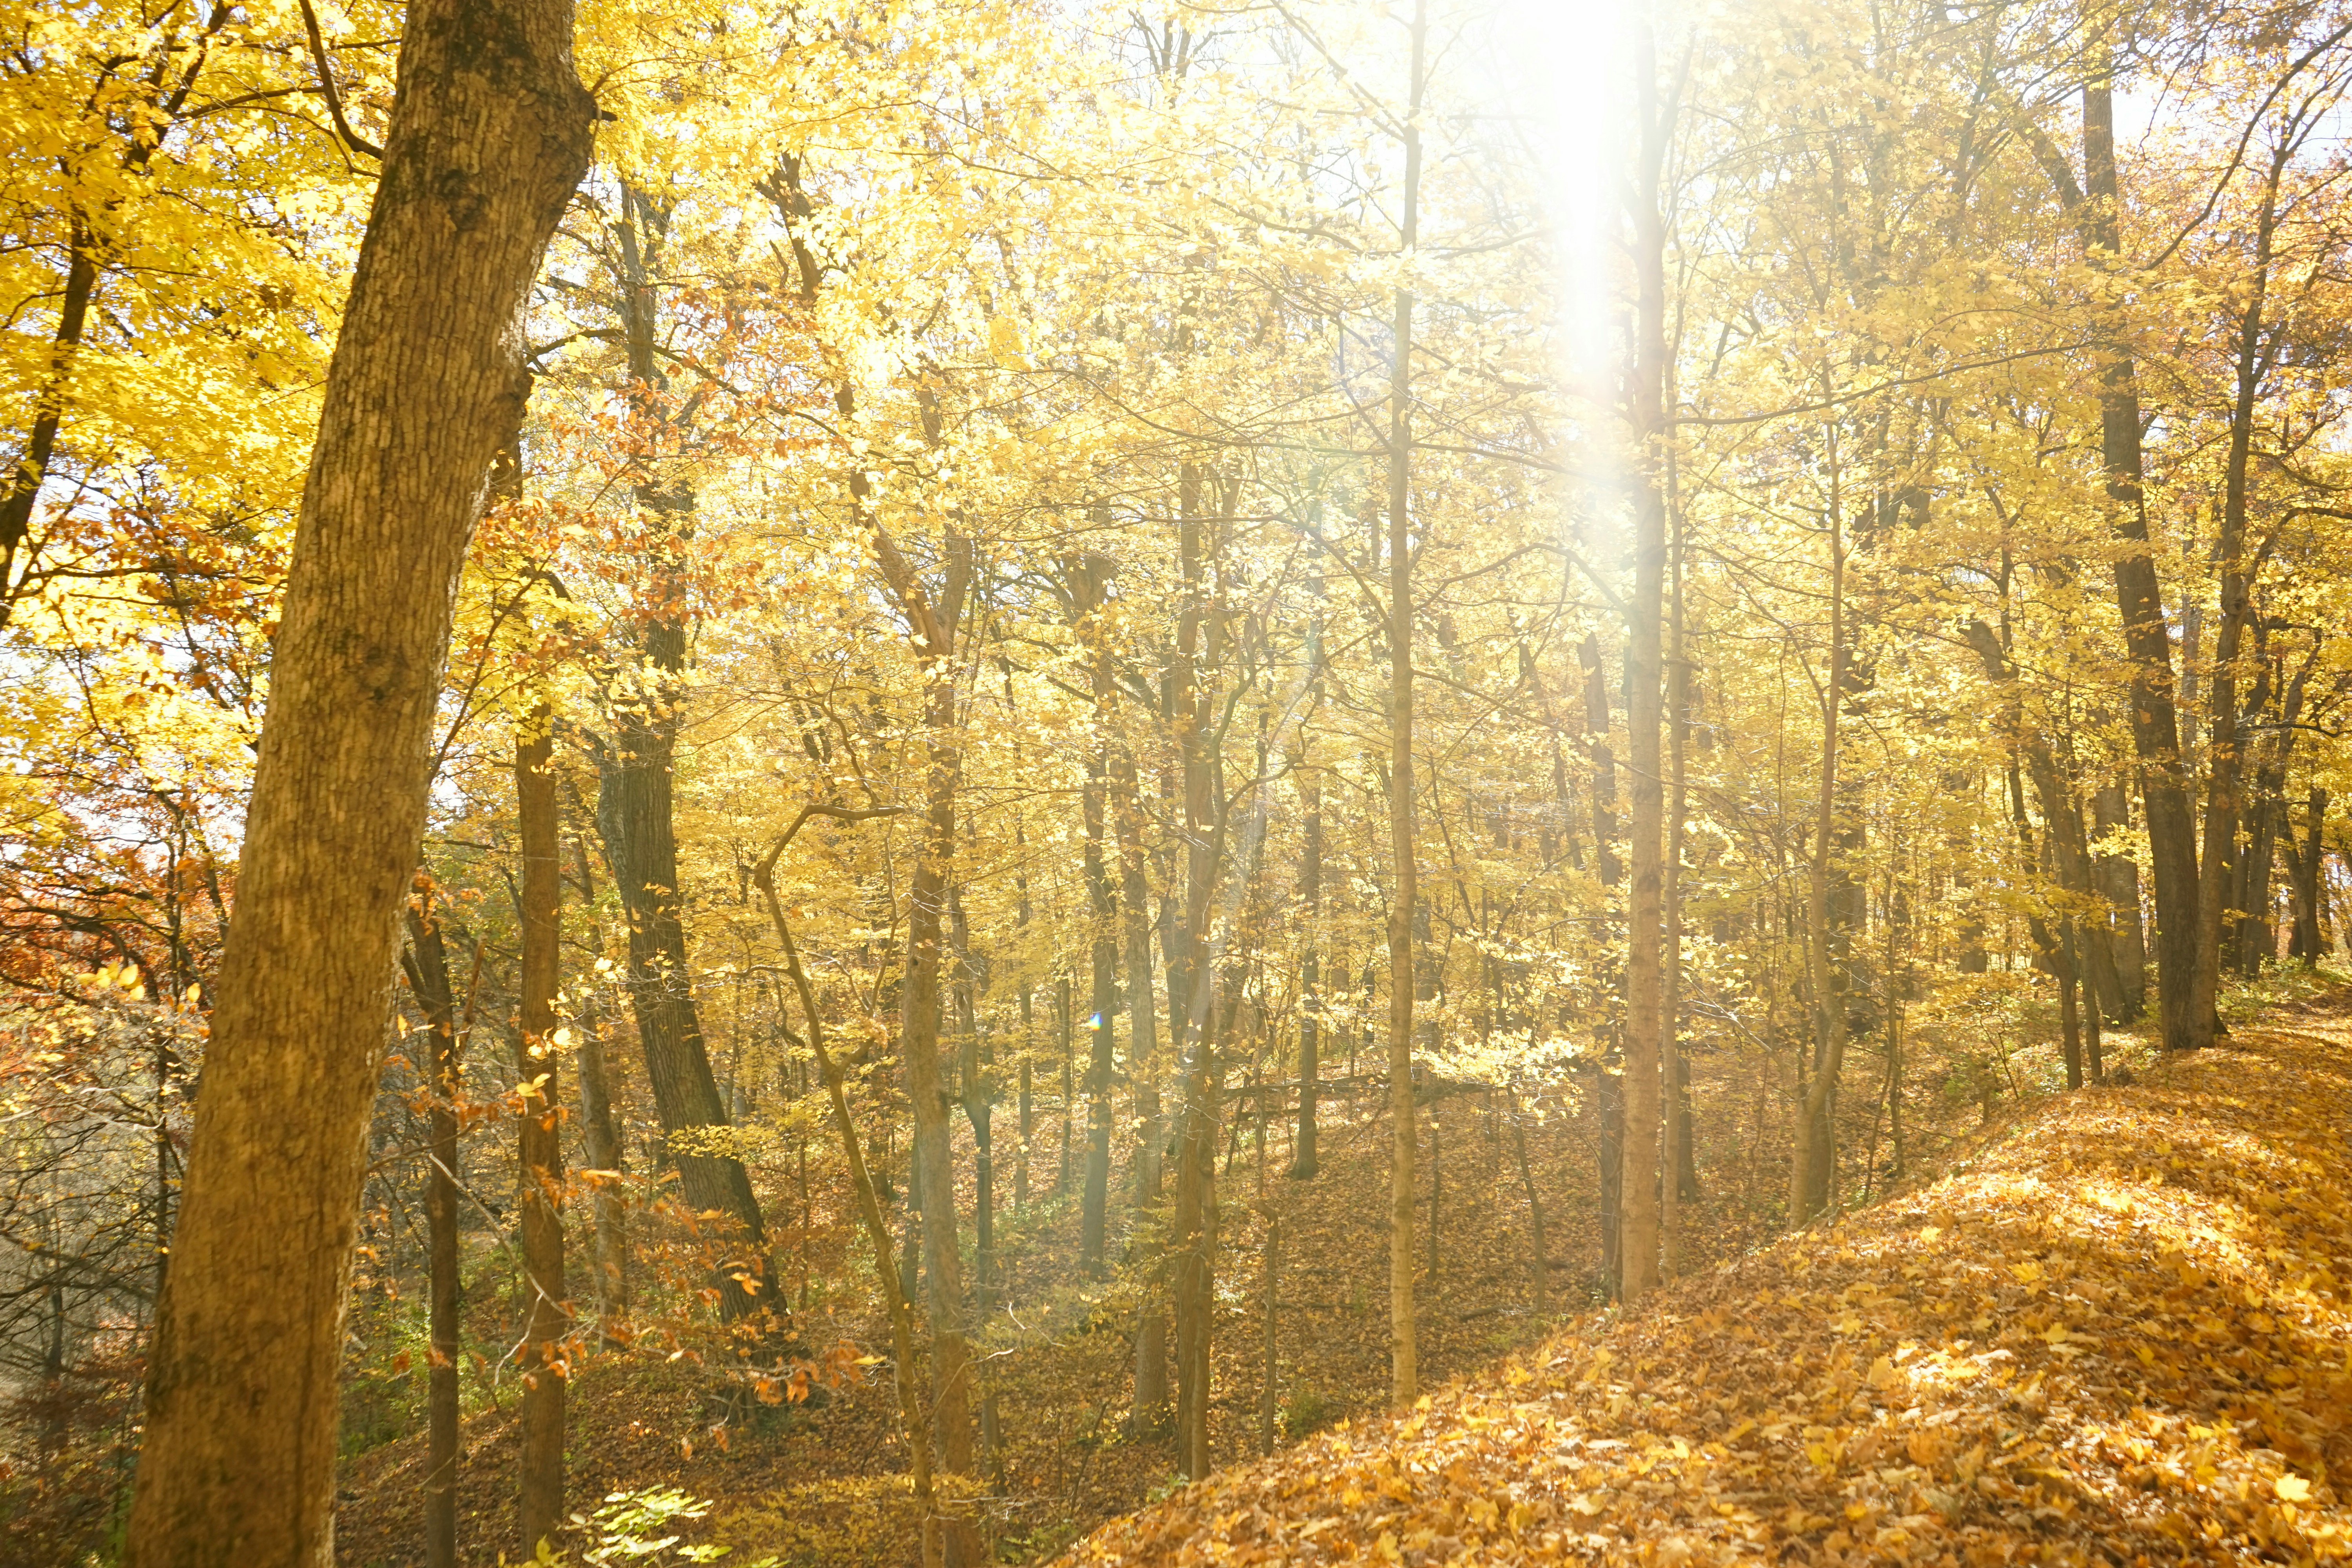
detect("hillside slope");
top-left (1063, 998), bottom-right (2352, 1566)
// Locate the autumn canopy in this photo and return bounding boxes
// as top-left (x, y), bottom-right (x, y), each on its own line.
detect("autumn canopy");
top-left (1, 0), bottom-right (2349, 1563)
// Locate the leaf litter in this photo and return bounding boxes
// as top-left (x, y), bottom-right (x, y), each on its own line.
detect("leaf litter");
top-left (1061, 1000), bottom-right (2352, 1566)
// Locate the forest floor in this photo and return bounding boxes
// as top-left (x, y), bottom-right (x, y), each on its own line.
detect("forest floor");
top-left (324, 979), bottom-right (2350, 1568)
top-left (1058, 990), bottom-right (2352, 1566)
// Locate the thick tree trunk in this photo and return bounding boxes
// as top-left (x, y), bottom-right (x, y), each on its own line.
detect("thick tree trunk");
top-left (122, 5), bottom-right (591, 1555)
top-left (515, 712), bottom-right (567, 1554)
top-left (2082, 27), bottom-right (2204, 1051)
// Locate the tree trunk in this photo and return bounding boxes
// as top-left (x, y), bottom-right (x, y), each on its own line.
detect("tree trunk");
top-left (2290, 790), bottom-right (2327, 964)
top-left (1073, 558), bottom-right (1120, 1274)
top-left (400, 897), bottom-right (465, 1568)
top-left (599, 707), bottom-right (773, 1319)
top-left (2194, 135), bottom-right (2286, 1028)
top-left (596, 191), bottom-right (774, 1324)
top-left (0, 221), bottom-right (97, 620)
top-left (1289, 588), bottom-right (1324, 1181)
top-left (1116, 740), bottom-right (1170, 1429)
top-left (515, 711), bottom-right (567, 1554)
top-left (575, 999), bottom-right (629, 1339)
top-left (1511, 1107), bottom-right (1547, 1317)
top-left (751, 851), bottom-right (942, 1568)
top-left (2091, 779), bottom-right (2146, 1018)
top-left (1790, 440), bottom-right (1848, 1231)
top-left (1384, 0), bottom-right (1428, 1406)
top-left (1619, 21), bottom-right (1674, 1302)
top-left (123, 5), bottom-right (590, 1554)
top-left (2082, 20), bottom-right (2204, 1051)
top-left (902, 671), bottom-right (977, 1488)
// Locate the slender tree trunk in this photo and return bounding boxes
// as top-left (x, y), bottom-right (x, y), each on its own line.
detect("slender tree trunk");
top-left (1073, 559), bottom-right (1120, 1274)
top-left (902, 668), bottom-right (977, 1491)
top-left (1790, 439), bottom-right (1847, 1230)
top-left (2195, 141), bottom-right (2285, 1031)
top-left (124, 7), bottom-right (591, 1554)
top-left (1056, 977), bottom-right (1073, 1196)
top-left (2291, 790), bottom-right (2327, 964)
top-left (1385, 0), bottom-right (1428, 1406)
top-left (0, 223), bottom-right (97, 617)
top-left (1619, 21), bottom-right (1674, 1301)
top-left (753, 852), bottom-right (941, 1568)
top-left (1511, 1107), bottom-right (1547, 1317)
top-left (515, 710), bottom-right (567, 1553)
top-left (1663, 398), bottom-right (1694, 1261)
top-left (1117, 736), bottom-right (1171, 1427)
top-left (1289, 591), bottom-right (1324, 1181)
top-left (575, 998), bottom-right (628, 1339)
top-left (401, 898), bottom-right (464, 1568)
top-left (1256, 1202), bottom-right (1280, 1456)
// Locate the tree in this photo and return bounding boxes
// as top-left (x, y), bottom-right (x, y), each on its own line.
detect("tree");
top-left (121, 0), bottom-right (593, 1554)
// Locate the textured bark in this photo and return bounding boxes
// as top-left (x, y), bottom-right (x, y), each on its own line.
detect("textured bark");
top-left (2081, 26), bottom-right (2203, 1051)
top-left (122, 2), bottom-right (591, 1554)
top-left (515, 713), bottom-right (567, 1554)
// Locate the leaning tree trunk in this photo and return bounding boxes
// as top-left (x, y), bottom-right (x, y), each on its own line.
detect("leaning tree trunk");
top-left (599, 690), bottom-right (775, 1321)
top-left (2082, 25), bottom-right (2203, 1051)
top-left (123, 3), bottom-right (592, 1556)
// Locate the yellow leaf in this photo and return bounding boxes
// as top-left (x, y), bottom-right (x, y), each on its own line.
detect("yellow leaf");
top-left (2276, 1475), bottom-right (2313, 1503)
top-left (2011, 1261), bottom-right (2044, 1284)
top-left (988, 314), bottom-right (1027, 368)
